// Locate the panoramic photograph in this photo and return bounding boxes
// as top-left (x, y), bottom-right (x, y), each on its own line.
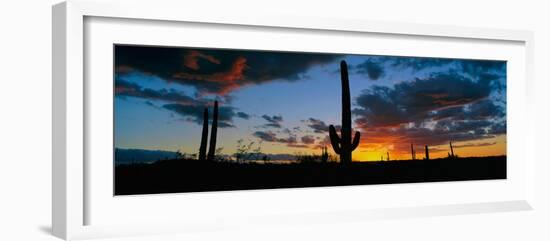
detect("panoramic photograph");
top-left (114, 45), bottom-right (507, 195)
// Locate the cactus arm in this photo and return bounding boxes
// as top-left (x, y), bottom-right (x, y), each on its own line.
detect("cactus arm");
top-left (329, 125), bottom-right (341, 142)
top-left (328, 125), bottom-right (342, 154)
top-left (351, 131), bottom-right (361, 150)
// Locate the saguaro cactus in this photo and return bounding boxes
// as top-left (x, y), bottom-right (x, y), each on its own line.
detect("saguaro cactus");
top-left (425, 145), bottom-right (430, 160)
top-left (449, 141), bottom-right (455, 158)
top-left (198, 107), bottom-right (209, 161)
top-left (411, 143), bottom-right (416, 160)
top-left (207, 101), bottom-right (219, 161)
top-left (329, 60), bottom-right (361, 165)
top-left (321, 146), bottom-right (329, 163)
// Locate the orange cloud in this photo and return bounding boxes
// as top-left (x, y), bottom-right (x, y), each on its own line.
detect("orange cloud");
top-left (183, 50), bottom-right (221, 70)
top-left (173, 56), bottom-right (248, 95)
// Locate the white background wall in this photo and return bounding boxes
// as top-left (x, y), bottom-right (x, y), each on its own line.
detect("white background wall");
top-left (1, 0), bottom-right (548, 240)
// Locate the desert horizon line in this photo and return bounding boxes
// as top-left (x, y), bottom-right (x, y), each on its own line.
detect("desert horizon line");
top-left (114, 143), bottom-right (506, 162)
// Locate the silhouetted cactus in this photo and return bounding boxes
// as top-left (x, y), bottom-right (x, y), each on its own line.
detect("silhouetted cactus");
top-left (321, 146), bottom-right (329, 163)
top-left (329, 61), bottom-right (361, 165)
top-left (387, 152), bottom-right (390, 161)
top-left (411, 143), bottom-right (416, 160)
top-left (198, 107), bottom-right (209, 161)
top-left (207, 101), bottom-right (219, 161)
top-left (449, 141), bottom-right (455, 158)
top-left (425, 145), bottom-right (430, 160)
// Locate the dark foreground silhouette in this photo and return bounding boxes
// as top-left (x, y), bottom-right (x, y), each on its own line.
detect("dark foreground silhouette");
top-left (115, 156), bottom-right (505, 195)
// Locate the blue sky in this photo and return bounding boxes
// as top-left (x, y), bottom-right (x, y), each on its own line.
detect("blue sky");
top-left (114, 45), bottom-right (506, 160)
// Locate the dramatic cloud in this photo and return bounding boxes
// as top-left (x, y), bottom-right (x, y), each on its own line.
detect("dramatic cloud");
top-left (115, 77), bottom-right (248, 128)
top-left (488, 122), bottom-right (506, 135)
top-left (280, 136), bottom-right (298, 144)
top-left (427, 99), bottom-right (504, 122)
top-left (386, 57), bottom-right (454, 71)
top-left (353, 73), bottom-right (499, 128)
top-left (236, 112), bottom-right (251, 120)
top-left (261, 114), bottom-right (284, 128)
top-left (355, 59), bottom-right (385, 80)
top-left (348, 56), bottom-right (453, 80)
top-left (303, 118), bottom-right (330, 133)
top-left (163, 103), bottom-right (239, 128)
top-left (359, 121), bottom-right (501, 154)
top-left (252, 131), bottom-right (278, 142)
top-left (354, 72), bottom-right (506, 155)
top-left (253, 131), bottom-right (296, 144)
top-left (351, 56), bottom-right (505, 82)
top-left (115, 45), bottom-right (341, 95)
top-left (115, 78), bottom-right (196, 104)
top-left (183, 50), bottom-right (221, 70)
top-left (460, 60), bottom-right (506, 76)
top-left (252, 131), bottom-right (314, 149)
top-left (281, 128), bottom-right (293, 135)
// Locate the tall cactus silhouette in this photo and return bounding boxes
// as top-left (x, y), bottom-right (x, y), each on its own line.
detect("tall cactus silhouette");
top-left (198, 107), bottom-right (209, 161)
top-left (207, 101), bottom-right (219, 161)
top-left (411, 143), bottom-right (416, 160)
top-left (449, 141), bottom-right (455, 158)
top-left (321, 146), bottom-right (329, 163)
top-left (425, 145), bottom-right (430, 160)
top-left (329, 60), bottom-right (361, 165)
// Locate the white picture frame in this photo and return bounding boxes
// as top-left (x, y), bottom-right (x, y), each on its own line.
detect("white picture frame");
top-left (52, 0), bottom-right (535, 240)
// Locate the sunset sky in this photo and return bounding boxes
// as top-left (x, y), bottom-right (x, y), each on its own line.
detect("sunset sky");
top-left (114, 45), bottom-right (506, 161)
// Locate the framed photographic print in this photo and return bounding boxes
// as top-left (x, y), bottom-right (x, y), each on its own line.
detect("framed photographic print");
top-left (113, 45), bottom-right (508, 195)
top-left (53, 0), bottom-right (535, 240)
